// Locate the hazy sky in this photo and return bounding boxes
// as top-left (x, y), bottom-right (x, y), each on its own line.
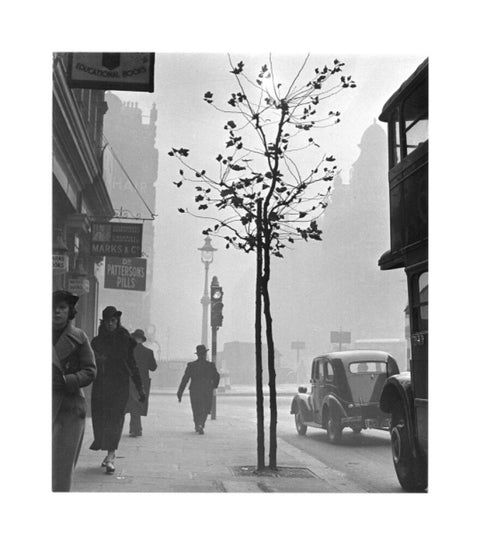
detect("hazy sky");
top-left (110, 53), bottom-right (424, 362)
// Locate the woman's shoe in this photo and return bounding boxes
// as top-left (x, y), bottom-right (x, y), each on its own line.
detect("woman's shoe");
top-left (105, 461), bottom-right (115, 474)
top-left (101, 456), bottom-right (108, 467)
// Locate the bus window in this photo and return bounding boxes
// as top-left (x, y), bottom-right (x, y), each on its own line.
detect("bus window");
top-left (412, 271), bottom-right (428, 332)
top-left (389, 108), bottom-right (402, 167)
top-left (403, 80), bottom-right (428, 156)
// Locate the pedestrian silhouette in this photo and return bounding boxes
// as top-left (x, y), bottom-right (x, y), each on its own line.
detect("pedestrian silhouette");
top-left (125, 329), bottom-right (158, 437)
top-left (177, 345), bottom-right (220, 434)
top-left (89, 306), bottom-right (146, 474)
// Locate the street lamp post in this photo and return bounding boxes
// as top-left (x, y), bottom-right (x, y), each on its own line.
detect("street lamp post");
top-left (198, 235), bottom-right (217, 347)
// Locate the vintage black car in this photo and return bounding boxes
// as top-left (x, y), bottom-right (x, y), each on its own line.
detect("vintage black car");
top-left (290, 350), bottom-right (399, 443)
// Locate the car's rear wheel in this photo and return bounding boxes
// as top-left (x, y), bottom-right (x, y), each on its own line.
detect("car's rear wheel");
top-left (352, 426), bottom-right (362, 434)
top-left (327, 412), bottom-right (343, 443)
top-left (390, 401), bottom-right (427, 492)
top-left (295, 410), bottom-right (307, 435)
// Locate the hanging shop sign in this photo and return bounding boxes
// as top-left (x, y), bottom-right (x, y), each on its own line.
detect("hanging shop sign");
top-left (68, 53), bottom-right (155, 92)
top-left (53, 254), bottom-right (69, 273)
top-left (91, 222), bottom-right (143, 258)
top-left (67, 275), bottom-right (90, 296)
top-left (104, 257), bottom-right (147, 291)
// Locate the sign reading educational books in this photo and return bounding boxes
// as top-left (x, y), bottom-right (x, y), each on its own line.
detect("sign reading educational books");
top-left (68, 53), bottom-right (155, 92)
top-left (91, 222), bottom-right (143, 258)
top-left (104, 257), bottom-right (147, 291)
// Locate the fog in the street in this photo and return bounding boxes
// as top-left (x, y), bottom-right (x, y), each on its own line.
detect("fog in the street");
top-left (99, 53), bottom-right (422, 368)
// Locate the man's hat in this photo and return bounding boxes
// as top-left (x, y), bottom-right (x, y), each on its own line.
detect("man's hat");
top-left (53, 290), bottom-right (79, 307)
top-left (102, 306), bottom-right (122, 320)
top-left (132, 329), bottom-right (146, 342)
top-left (196, 344), bottom-right (209, 355)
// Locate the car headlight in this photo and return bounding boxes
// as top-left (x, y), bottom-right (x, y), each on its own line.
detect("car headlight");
top-left (348, 403), bottom-right (354, 409)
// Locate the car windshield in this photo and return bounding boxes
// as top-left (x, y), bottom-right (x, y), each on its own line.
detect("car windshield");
top-left (349, 361), bottom-right (387, 374)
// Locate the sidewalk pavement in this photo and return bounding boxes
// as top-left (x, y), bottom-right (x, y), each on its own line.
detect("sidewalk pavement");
top-left (72, 395), bottom-right (367, 493)
top-left (150, 385), bottom-right (297, 397)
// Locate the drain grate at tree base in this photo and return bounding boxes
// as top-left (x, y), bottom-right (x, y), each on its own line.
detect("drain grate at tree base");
top-left (231, 466), bottom-right (317, 479)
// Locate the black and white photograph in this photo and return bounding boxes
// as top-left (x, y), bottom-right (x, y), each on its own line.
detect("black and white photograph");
top-left (51, 49), bottom-right (429, 494)
top-left (3, 1), bottom-right (478, 543)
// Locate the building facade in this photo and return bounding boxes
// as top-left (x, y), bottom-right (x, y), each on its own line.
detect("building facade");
top-left (52, 53), bottom-right (114, 339)
top-left (98, 94), bottom-right (158, 333)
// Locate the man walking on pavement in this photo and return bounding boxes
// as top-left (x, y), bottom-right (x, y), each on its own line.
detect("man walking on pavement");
top-left (177, 345), bottom-right (220, 434)
top-left (125, 329), bottom-right (158, 437)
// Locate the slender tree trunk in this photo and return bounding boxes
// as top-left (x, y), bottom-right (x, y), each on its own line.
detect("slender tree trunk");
top-left (262, 230), bottom-right (277, 470)
top-left (255, 199), bottom-right (265, 470)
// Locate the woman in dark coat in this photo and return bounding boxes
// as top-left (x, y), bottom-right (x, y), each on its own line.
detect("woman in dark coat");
top-left (52, 290), bottom-right (96, 492)
top-left (90, 306), bottom-right (145, 474)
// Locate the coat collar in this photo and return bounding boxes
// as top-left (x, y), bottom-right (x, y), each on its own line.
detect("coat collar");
top-left (54, 322), bottom-right (83, 362)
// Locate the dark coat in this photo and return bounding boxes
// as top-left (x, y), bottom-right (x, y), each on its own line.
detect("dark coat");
top-left (125, 343), bottom-right (157, 416)
top-left (177, 359), bottom-right (220, 414)
top-left (53, 322), bottom-right (97, 422)
top-left (52, 322), bottom-right (96, 491)
top-left (90, 326), bottom-right (144, 451)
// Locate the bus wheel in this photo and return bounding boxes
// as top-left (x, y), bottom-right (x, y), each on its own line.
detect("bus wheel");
top-left (391, 402), bottom-right (427, 492)
top-left (295, 411), bottom-right (307, 436)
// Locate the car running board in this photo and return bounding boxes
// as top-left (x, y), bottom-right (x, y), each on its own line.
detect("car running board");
top-left (303, 421), bottom-right (324, 429)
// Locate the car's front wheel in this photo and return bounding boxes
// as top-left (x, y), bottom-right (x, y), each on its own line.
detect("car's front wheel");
top-left (390, 401), bottom-right (427, 492)
top-left (295, 411), bottom-right (307, 436)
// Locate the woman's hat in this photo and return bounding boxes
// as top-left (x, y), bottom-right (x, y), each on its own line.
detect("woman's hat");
top-left (132, 329), bottom-right (146, 342)
top-left (102, 306), bottom-right (122, 320)
top-left (53, 290), bottom-right (79, 306)
top-left (196, 344), bottom-right (209, 355)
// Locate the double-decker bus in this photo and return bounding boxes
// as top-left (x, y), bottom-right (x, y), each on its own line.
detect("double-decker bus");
top-left (378, 59), bottom-right (428, 491)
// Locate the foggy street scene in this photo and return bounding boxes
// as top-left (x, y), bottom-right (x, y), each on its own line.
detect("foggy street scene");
top-left (52, 52), bottom-right (428, 493)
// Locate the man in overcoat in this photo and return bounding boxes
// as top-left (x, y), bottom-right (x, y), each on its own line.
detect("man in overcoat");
top-left (125, 329), bottom-right (158, 437)
top-left (177, 345), bottom-right (220, 434)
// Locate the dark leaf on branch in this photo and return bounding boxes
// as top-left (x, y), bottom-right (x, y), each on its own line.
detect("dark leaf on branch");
top-left (299, 211), bottom-right (307, 219)
top-left (179, 169), bottom-right (184, 175)
top-left (178, 148), bottom-right (189, 157)
top-left (230, 164), bottom-right (246, 171)
top-left (173, 181), bottom-right (183, 187)
top-left (326, 156), bottom-right (335, 162)
top-left (198, 204), bottom-right (208, 210)
top-left (227, 120), bottom-right (236, 129)
top-left (195, 195), bottom-right (204, 202)
top-left (178, 208), bottom-right (185, 213)
top-left (168, 151), bottom-right (174, 156)
top-left (230, 61), bottom-right (244, 75)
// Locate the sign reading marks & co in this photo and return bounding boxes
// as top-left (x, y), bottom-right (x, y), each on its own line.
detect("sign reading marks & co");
top-left (104, 257), bottom-right (147, 291)
top-left (91, 222), bottom-right (143, 258)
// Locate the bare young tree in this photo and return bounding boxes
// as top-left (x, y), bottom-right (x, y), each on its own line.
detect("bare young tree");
top-left (169, 54), bottom-right (356, 470)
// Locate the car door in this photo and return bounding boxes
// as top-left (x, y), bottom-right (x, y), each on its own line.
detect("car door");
top-left (311, 358), bottom-right (324, 421)
top-left (323, 359), bottom-right (336, 399)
